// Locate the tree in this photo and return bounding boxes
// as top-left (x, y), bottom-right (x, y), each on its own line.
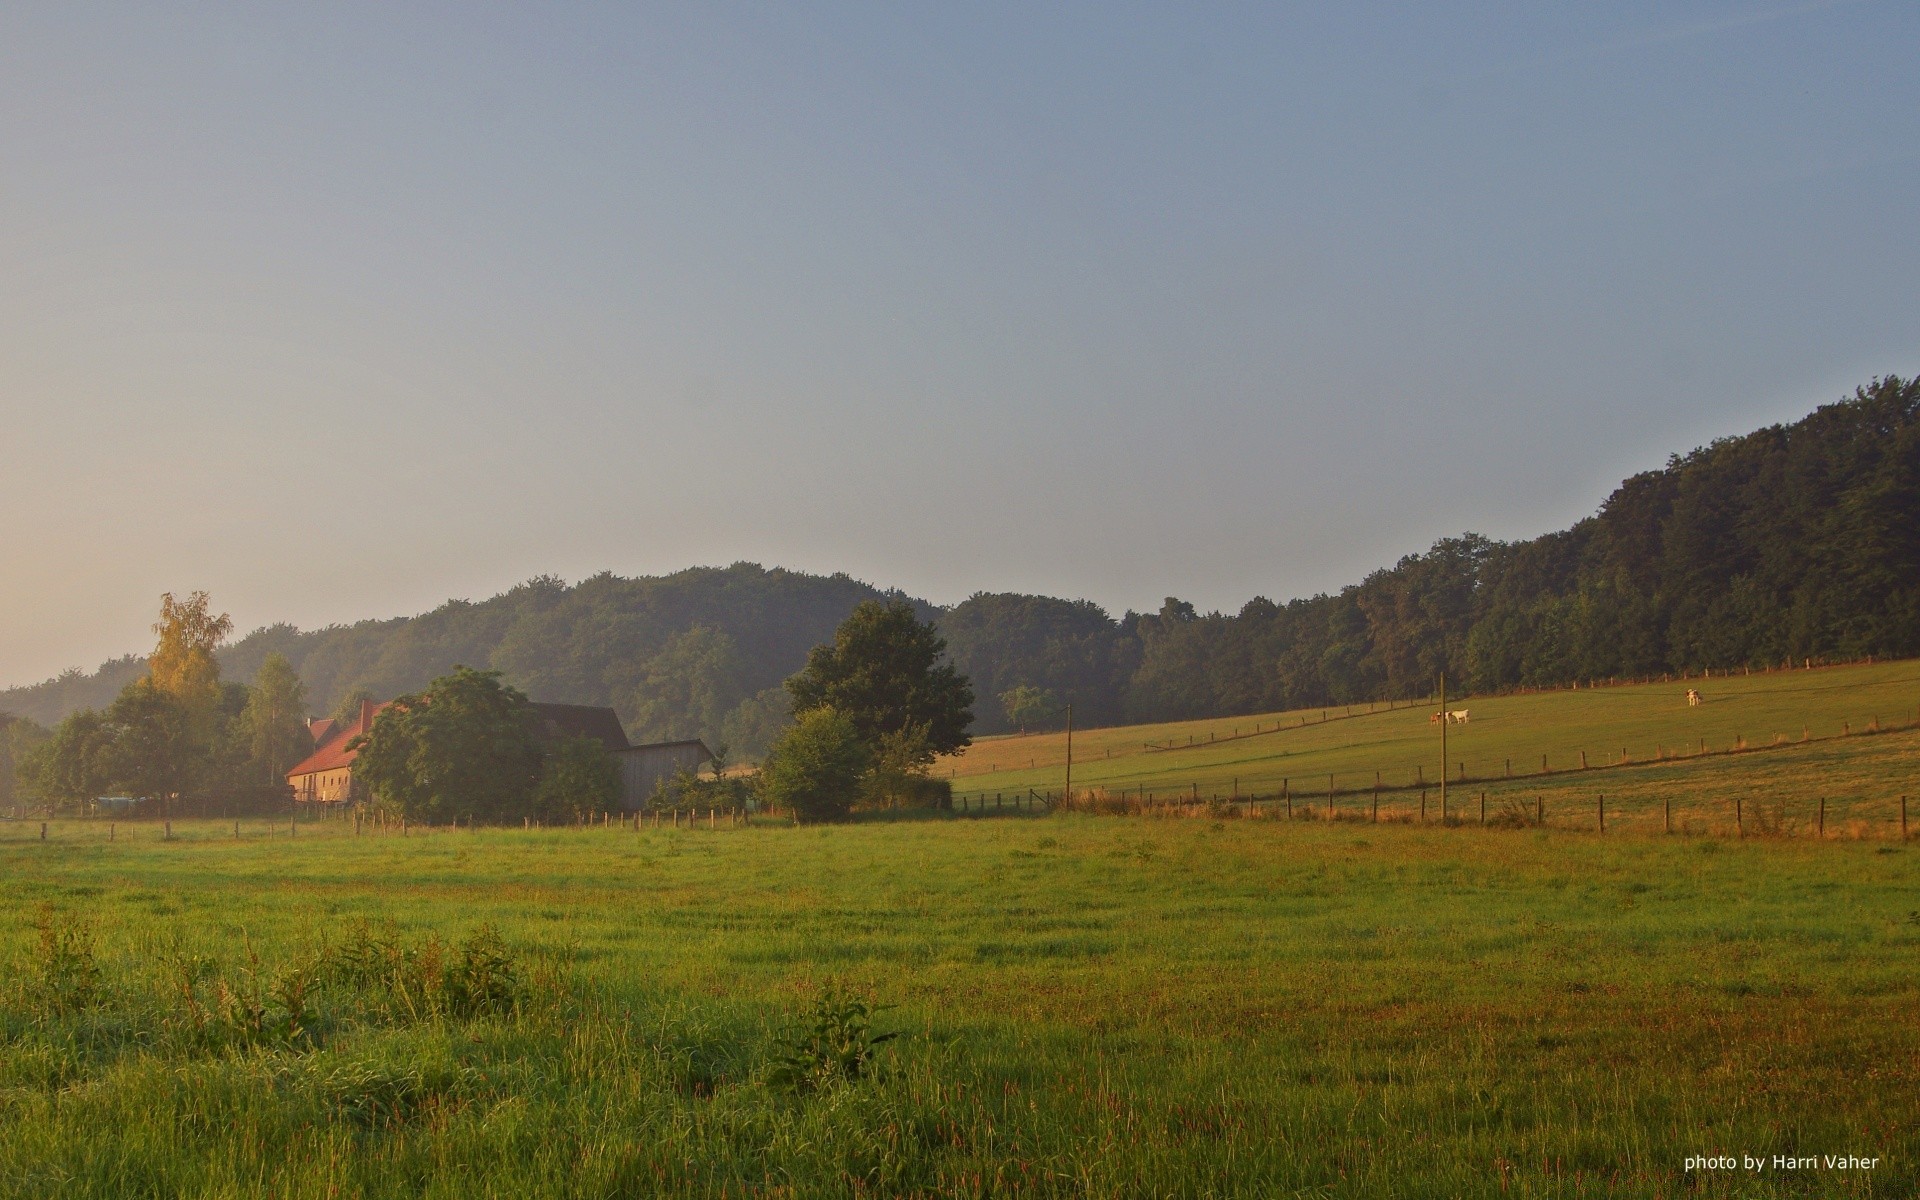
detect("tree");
top-left (757, 708), bottom-right (869, 823)
top-left (998, 685), bottom-right (1056, 734)
top-left (148, 591), bottom-right (233, 738)
top-left (240, 654), bottom-right (310, 784)
top-left (102, 681), bottom-right (198, 809)
top-left (18, 710), bottom-right (112, 811)
top-left (331, 688), bottom-right (377, 725)
top-left (533, 735), bottom-right (622, 823)
top-left (349, 667), bottom-right (543, 824)
top-left (0, 715), bottom-right (49, 810)
top-left (785, 600), bottom-right (973, 764)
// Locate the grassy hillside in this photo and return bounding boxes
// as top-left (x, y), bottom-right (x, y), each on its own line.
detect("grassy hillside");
top-left (940, 658), bottom-right (1920, 832)
top-left (2, 815), bottom-right (1915, 1196)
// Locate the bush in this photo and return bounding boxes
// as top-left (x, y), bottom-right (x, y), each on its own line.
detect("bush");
top-left (758, 708), bottom-right (869, 823)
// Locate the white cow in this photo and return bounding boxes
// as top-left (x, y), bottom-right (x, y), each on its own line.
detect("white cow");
top-left (1446, 709), bottom-right (1470, 725)
top-left (1686, 689), bottom-right (1702, 707)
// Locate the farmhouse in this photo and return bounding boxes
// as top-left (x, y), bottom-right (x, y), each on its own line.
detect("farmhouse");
top-left (285, 696), bottom-right (712, 810)
top-left (287, 698), bottom-right (390, 804)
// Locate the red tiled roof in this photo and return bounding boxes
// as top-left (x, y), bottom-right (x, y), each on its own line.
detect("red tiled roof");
top-left (306, 717), bottom-right (337, 745)
top-left (287, 699), bottom-right (392, 780)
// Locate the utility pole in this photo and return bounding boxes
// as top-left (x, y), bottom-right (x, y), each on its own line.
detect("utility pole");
top-left (1063, 703), bottom-right (1073, 809)
top-left (1438, 671), bottom-right (1447, 823)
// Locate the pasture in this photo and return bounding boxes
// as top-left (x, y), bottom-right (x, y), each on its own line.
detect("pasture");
top-left (940, 659), bottom-right (1920, 835)
top-left (2, 811), bottom-right (1916, 1197)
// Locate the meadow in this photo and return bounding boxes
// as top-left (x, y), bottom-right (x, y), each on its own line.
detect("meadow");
top-left (940, 659), bottom-right (1920, 836)
top-left (2, 808), bottom-right (1916, 1198)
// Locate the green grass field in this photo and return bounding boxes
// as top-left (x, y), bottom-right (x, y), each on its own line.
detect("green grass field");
top-left (2, 810), bottom-right (1917, 1197)
top-left (939, 659), bottom-right (1920, 836)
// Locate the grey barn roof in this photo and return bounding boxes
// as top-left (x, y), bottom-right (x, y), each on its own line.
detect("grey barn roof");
top-left (616, 738), bottom-right (713, 760)
top-left (529, 703), bottom-right (632, 752)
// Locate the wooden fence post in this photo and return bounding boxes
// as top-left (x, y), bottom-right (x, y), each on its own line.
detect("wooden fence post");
top-left (1902, 795), bottom-right (1908, 840)
top-left (1536, 796), bottom-right (1543, 826)
top-left (1598, 794), bottom-right (1605, 834)
top-left (1420, 788), bottom-right (1427, 823)
top-left (1736, 796), bottom-right (1743, 837)
top-left (1480, 791), bottom-right (1486, 825)
top-left (1664, 794), bottom-right (1671, 834)
top-left (1818, 796), bottom-right (1825, 837)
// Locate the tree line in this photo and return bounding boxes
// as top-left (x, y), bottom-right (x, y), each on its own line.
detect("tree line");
top-left (3, 594), bottom-right (312, 816)
top-left (5, 377), bottom-right (1917, 757)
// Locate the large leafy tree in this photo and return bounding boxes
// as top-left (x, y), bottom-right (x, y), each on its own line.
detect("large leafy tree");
top-left (785, 600), bottom-right (973, 762)
top-left (757, 708), bottom-right (870, 823)
top-left (102, 681), bottom-right (198, 809)
top-left (240, 653), bottom-right (310, 784)
top-left (349, 666), bottom-right (543, 823)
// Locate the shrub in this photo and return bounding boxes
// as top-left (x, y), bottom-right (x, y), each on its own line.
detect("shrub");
top-left (758, 708), bottom-right (870, 823)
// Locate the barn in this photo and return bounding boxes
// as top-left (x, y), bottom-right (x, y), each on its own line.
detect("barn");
top-left (614, 739), bottom-right (714, 810)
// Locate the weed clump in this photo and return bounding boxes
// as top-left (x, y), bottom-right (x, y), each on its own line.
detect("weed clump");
top-left (768, 988), bottom-right (898, 1093)
top-left (30, 905), bottom-right (100, 1015)
top-left (319, 921), bottom-right (521, 1022)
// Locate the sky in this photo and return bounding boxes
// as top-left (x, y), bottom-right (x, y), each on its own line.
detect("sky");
top-left (3, 2), bottom-right (1917, 688)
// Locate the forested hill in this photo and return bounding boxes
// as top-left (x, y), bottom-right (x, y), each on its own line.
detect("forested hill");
top-left (7, 377), bottom-right (1918, 751)
top-left (0, 567), bottom-right (918, 754)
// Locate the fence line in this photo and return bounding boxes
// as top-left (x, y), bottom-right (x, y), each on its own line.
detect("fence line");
top-left (952, 710), bottom-right (1920, 812)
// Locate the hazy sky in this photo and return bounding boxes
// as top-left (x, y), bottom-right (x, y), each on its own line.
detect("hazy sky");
top-left (4, 2), bottom-right (1917, 688)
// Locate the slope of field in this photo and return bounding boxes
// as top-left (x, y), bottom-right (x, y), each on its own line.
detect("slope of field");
top-left (2, 816), bottom-right (1917, 1197)
top-left (939, 659), bottom-right (1920, 820)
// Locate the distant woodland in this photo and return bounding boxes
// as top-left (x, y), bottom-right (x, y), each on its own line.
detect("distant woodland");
top-left (6, 377), bottom-right (1917, 754)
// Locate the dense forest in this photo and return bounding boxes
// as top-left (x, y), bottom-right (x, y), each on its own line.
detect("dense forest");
top-left (6, 377), bottom-right (1916, 754)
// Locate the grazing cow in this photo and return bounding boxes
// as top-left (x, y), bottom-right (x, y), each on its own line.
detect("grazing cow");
top-left (1430, 712), bottom-right (1443, 724)
top-left (1446, 709), bottom-right (1470, 725)
top-left (1686, 689), bottom-right (1702, 707)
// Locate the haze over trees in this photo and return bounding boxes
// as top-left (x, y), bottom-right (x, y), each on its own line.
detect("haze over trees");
top-left (5, 378), bottom-right (1919, 751)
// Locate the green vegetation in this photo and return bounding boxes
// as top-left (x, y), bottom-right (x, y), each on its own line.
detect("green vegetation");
top-left (1, 812), bottom-right (1913, 1196)
top-left (11, 594), bottom-right (302, 817)
top-left (759, 707), bottom-right (872, 823)
top-left (351, 667), bottom-right (545, 823)
top-left (786, 599), bottom-right (975, 759)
